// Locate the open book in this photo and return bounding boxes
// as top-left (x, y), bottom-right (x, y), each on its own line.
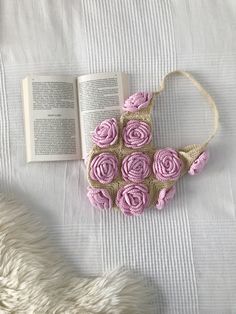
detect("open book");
top-left (22, 72), bottom-right (128, 162)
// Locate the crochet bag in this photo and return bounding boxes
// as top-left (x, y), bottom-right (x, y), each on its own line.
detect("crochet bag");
top-left (86, 70), bottom-right (219, 216)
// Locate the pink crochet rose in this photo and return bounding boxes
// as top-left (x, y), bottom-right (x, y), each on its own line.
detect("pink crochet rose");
top-left (123, 120), bottom-right (152, 148)
top-left (87, 187), bottom-right (112, 210)
top-left (116, 184), bottom-right (149, 216)
top-left (92, 118), bottom-right (118, 148)
top-left (121, 152), bottom-right (151, 183)
top-left (123, 92), bottom-right (153, 112)
top-left (153, 148), bottom-right (182, 181)
top-left (188, 151), bottom-right (209, 175)
top-left (90, 153), bottom-right (118, 184)
top-left (156, 186), bottom-right (176, 210)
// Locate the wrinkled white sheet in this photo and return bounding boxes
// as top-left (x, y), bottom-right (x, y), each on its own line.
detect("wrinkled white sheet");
top-left (0, 1), bottom-right (236, 313)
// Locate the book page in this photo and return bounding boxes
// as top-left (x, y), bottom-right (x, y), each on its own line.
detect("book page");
top-left (22, 75), bottom-right (81, 162)
top-left (77, 72), bottom-right (128, 159)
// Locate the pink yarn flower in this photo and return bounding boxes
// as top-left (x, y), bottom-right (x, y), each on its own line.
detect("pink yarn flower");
top-left (87, 187), bottom-right (112, 210)
top-left (123, 120), bottom-right (152, 148)
top-left (121, 152), bottom-right (151, 183)
top-left (123, 92), bottom-right (153, 112)
top-left (92, 118), bottom-right (118, 148)
top-left (153, 148), bottom-right (182, 181)
top-left (156, 186), bottom-right (176, 210)
top-left (90, 153), bottom-right (118, 184)
top-left (188, 151), bottom-right (209, 175)
top-left (116, 184), bottom-right (149, 216)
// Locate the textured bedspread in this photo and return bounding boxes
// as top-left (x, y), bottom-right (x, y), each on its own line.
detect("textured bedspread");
top-left (1, 1), bottom-right (236, 313)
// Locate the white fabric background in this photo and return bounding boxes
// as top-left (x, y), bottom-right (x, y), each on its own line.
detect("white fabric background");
top-left (1, 1), bottom-right (236, 313)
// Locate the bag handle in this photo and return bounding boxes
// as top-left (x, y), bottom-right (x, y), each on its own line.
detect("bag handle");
top-left (153, 70), bottom-right (219, 146)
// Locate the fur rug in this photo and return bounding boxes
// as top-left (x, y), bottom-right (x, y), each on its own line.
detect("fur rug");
top-left (0, 194), bottom-right (153, 313)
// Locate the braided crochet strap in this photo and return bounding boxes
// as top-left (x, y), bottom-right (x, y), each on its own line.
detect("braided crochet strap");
top-left (153, 70), bottom-right (219, 147)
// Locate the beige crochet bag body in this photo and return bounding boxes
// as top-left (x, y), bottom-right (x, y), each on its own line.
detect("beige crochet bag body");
top-left (86, 71), bottom-right (219, 216)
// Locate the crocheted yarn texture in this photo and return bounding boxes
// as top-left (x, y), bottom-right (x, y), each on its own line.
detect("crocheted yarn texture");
top-left (87, 71), bottom-right (219, 215)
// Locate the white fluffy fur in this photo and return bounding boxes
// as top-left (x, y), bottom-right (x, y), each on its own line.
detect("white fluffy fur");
top-left (0, 194), bottom-right (153, 313)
